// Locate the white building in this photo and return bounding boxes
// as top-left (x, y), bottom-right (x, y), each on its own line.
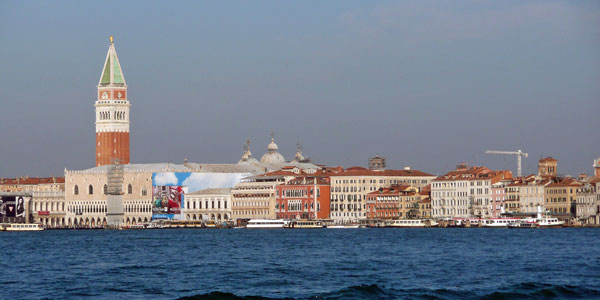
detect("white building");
top-left (518, 177), bottom-right (551, 213)
top-left (576, 182), bottom-right (599, 225)
top-left (184, 188), bottom-right (232, 221)
top-left (329, 167), bottom-right (434, 224)
top-left (431, 166), bottom-right (512, 219)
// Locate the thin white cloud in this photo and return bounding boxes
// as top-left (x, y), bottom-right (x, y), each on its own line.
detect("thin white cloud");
top-left (153, 172), bottom-right (178, 186)
top-left (182, 173), bottom-right (248, 192)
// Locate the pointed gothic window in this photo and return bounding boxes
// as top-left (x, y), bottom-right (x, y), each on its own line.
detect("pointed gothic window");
top-left (141, 187), bottom-right (147, 196)
top-left (74, 185), bottom-right (79, 195)
top-left (103, 184), bottom-right (108, 195)
top-left (88, 185), bottom-right (94, 195)
top-left (128, 184), bottom-right (132, 194)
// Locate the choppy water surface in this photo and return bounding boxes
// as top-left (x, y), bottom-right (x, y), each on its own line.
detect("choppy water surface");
top-left (2, 228), bottom-right (600, 299)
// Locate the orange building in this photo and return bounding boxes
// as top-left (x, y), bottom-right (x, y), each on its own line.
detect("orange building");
top-left (538, 157), bottom-right (558, 177)
top-left (545, 177), bottom-right (582, 215)
top-left (275, 176), bottom-right (331, 220)
top-left (366, 185), bottom-right (425, 219)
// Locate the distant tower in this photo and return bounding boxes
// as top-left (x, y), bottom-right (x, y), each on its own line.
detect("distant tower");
top-left (294, 143), bottom-right (305, 162)
top-left (95, 36), bottom-right (130, 166)
top-left (594, 157), bottom-right (600, 178)
top-left (369, 155), bottom-right (386, 171)
top-left (538, 157), bottom-right (557, 177)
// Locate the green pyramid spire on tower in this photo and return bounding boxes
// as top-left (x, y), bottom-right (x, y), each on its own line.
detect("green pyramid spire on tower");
top-left (99, 36), bottom-right (126, 87)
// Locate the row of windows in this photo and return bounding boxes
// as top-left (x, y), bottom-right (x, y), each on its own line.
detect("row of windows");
top-left (547, 197), bottom-right (567, 203)
top-left (73, 184), bottom-right (147, 196)
top-left (98, 111), bottom-right (127, 120)
top-left (232, 210), bottom-right (269, 215)
top-left (432, 191), bottom-right (469, 198)
top-left (331, 212), bottom-right (364, 217)
top-left (186, 200), bottom-right (228, 210)
top-left (33, 202), bottom-right (64, 212)
top-left (433, 208), bottom-right (469, 216)
top-left (372, 212), bottom-right (403, 217)
top-left (432, 199), bottom-right (469, 206)
top-left (275, 202), bottom-right (320, 211)
top-left (333, 179), bottom-right (427, 185)
top-left (432, 181), bottom-right (489, 189)
top-left (233, 201), bottom-right (268, 207)
top-left (547, 189), bottom-right (573, 194)
top-left (331, 194), bottom-right (365, 201)
top-left (67, 203), bottom-right (151, 214)
top-left (331, 203), bottom-right (365, 211)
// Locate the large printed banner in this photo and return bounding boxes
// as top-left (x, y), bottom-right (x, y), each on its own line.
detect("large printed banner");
top-left (152, 185), bottom-right (186, 215)
top-left (0, 196), bottom-right (27, 218)
top-left (151, 172), bottom-right (249, 220)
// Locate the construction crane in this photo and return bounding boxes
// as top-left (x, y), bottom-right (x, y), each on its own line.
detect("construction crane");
top-left (485, 149), bottom-right (528, 177)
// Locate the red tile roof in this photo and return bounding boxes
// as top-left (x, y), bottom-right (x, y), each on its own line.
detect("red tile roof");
top-left (332, 169), bottom-right (433, 177)
top-left (367, 185), bottom-right (416, 196)
top-left (284, 176), bottom-right (330, 185)
top-left (546, 178), bottom-right (582, 188)
top-left (259, 168), bottom-right (333, 177)
top-left (0, 177), bottom-right (65, 185)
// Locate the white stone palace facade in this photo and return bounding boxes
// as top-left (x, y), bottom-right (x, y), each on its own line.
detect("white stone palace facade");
top-left (329, 167), bottom-right (435, 224)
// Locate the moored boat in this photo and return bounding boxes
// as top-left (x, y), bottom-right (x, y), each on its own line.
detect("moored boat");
top-left (121, 224), bottom-right (147, 229)
top-left (527, 206), bottom-right (565, 227)
top-left (386, 219), bottom-right (438, 228)
top-left (246, 219), bottom-right (290, 229)
top-left (529, 217), bottom-right (564, 228)
top-left (480, 218), bottom-right (520, 228)
top-left (508, 221), bottom-right (538, 228)
top-left (286, 220), bottom-right (325, 229)
top-left (1, 223), bottom-right (44, 231)
top-left (327, 224), bottom-right (360, 229)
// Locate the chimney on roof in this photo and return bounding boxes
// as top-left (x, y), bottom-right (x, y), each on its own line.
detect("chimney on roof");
top-left (404, 166), bottom-right (411, 171)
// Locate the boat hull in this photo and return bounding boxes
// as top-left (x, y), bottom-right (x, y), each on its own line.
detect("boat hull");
top-left (327, 225), bottom-right (359, 229)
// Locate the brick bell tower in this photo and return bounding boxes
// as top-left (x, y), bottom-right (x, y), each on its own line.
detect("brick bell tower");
top-left (95, 36), bottom-right (130, 166)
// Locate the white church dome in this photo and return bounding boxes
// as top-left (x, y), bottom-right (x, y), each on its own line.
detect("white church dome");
top-left (260, 134), bottom-right (286, 164)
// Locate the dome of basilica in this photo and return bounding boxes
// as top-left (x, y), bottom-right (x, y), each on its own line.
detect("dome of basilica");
top-left (260, 135), bottom-right (286, 164)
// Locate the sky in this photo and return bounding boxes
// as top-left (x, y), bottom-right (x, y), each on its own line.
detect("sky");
top-left (0, 0), bottom-right (599, 178)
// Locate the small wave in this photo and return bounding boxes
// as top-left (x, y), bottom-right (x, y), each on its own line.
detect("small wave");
top-left (480, 282), bottom-right (600, 299)
top-left (177, 291), bottom-right (277, 300)
top-left (177, 285), bottom-right (387, 300)
top-left (177, 283), bottom-right (600, 300)
top-left (115, 264), bottom-right (155, 270)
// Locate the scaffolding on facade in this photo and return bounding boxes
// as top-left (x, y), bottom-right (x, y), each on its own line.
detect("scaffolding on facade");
top-left (107, 158), bottom-right (124, 195)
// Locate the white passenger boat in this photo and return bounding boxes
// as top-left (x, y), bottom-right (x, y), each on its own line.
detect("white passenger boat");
top-left (508, 220), bottom-right (538, 228)
top-left (481, 218), bottom-right (520, 228)
top-left (1, 223), bottom-right (44, 231)
top-left (526, 217), bottom-right (564, 228)
top-left (386, 219), bottom-right (438, 228)
top-left (520, 207), bottom-right (564, 228)
top-left (327, 224), bottom-right (360, 229)
top-left (286, 220), bottom-right (325, 229)
top-left (246, 219), bottom-right (290, 229)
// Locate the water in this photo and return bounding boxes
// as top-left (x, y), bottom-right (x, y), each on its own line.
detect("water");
top-left (2, 228), bottom-right (600, 299)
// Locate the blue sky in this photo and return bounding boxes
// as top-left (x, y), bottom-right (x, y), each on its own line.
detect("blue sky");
top-left (0, 0), bottom-right (599, 177)
top-left (152, 172), bottom-right (248, 192)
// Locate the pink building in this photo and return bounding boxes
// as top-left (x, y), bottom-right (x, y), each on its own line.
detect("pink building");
top-left (491, 182), bottom-right (507, 218)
